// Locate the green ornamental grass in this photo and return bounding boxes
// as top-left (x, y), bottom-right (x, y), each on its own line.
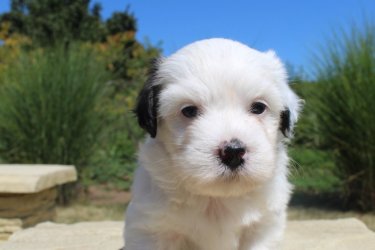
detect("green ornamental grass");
top-left (314, 22), bottom-right (375, 210)
top-left (0, 44), bottom-right (109, 170)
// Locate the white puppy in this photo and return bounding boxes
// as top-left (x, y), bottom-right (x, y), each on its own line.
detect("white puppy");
top-left (124, 38), bottom-right (301, 250)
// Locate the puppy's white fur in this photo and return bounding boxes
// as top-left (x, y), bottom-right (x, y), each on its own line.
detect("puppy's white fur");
top-left (125, 38), bottom-right (301, 250)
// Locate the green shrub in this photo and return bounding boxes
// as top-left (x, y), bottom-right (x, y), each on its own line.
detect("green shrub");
top-left (289, 147), bottom-right (339, 193)
top-left (82, 114), bottom-right (141, 190)
top-left (82, 42), bottom-right (160, 190)
top-left (314, 22), bottom-right (375, 210)
top-left (291, 82), bottom-right (322, 148)
top-left (0, 44), bottom-right (109, 170)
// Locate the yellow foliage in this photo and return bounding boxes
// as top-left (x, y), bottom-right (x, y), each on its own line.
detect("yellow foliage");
top-left (0, 21), bottom-right (11, 40)
top-left (4, 33), bottom-right (32, 48)
top-left (0, 22), bottom-right (33, 75)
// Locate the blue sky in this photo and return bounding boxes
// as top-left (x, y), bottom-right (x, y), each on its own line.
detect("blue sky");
top-left (0, 0), bottom-right (374, 75)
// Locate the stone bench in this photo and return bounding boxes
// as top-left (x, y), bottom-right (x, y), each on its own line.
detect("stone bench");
top-left (0, 165), bottom-right (77, 241)
top-left (0, 218), bottom-right (374, 250)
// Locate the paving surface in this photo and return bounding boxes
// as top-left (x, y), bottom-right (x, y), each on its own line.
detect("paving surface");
top-left (0, 218), bottom-right (374, 250)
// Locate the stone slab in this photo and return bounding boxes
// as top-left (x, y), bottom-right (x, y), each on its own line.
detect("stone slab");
top-left (0, 221), bottom-right (123, 250)
top-left (0, 218), bottom-right (374, 250)
top-left (0, 165), bottom-right (77, 193)
top-left (0, 219), bottom-right (22, 244)
top-left (0, 187), bottom-right (57, 229)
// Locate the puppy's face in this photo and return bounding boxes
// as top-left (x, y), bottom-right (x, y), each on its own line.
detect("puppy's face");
top-left (136, 39), bottom-right (300, 197)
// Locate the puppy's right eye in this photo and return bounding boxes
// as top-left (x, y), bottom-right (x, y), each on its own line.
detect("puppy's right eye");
top-left (181, 105), bottom-right (199, 118)
top-left (250, 102), bottom-right (267, 115)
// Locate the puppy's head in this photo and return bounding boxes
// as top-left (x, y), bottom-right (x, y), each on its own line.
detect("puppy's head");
top-left (135, 38), bottom-right (301, 197)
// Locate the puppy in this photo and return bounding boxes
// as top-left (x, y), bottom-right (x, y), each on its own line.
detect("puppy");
top-left (124, 38), bottom-right (301, 250)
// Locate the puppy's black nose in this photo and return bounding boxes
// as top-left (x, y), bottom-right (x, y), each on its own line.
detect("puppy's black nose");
top-left (219, 139), bottom-right (246, 170)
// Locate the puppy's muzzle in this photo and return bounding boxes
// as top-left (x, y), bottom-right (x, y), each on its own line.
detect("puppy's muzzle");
top-left (219, 139), bottom-right (246, 171)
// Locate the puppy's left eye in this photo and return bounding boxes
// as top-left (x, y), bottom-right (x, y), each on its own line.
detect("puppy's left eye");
top-left (181, 105), bottom-right (199, 118)
top-left (250, 102), bottom-right (267, 114)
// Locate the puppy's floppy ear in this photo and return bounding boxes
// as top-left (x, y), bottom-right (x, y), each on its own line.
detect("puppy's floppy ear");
top-left (279, 88), bottom-right (303, 138)
top-left (134, 58), bottom-right (163, 138)
top-left (264, 50), bottom-right (303, 138)
top-left (280, 109), bottom-right (291, 137)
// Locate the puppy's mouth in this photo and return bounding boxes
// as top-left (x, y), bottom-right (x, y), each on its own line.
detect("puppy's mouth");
top-left (219, 169), bottom-right (242, 181)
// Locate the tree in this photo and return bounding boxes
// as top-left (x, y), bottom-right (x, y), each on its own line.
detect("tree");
top-left (106, 6), bottom-right (137, 36)
top-left (0, 0), bottom-right (110, 46)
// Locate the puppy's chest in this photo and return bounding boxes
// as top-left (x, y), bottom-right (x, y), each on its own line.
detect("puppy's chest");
top-left (202, 197), bottom-right (226, 220)
top-left (167, 197), bottom-right (261, 249)
top-left (199, 197), bottom-right (261, 224)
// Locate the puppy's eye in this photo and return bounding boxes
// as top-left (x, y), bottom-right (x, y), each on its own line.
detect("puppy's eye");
top-left (181, 105), bottom-right (199, 118)
top-left (250, 102), bottom-right (267, 114)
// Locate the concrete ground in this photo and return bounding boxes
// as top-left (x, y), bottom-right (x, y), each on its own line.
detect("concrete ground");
top-left (0, 218), bottom-right (375, 250)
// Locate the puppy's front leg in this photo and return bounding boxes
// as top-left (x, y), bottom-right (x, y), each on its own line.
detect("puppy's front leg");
top-left (157, 232), bottom-right (194, 250)
top-left (125, 230), bottom-right (191, 250)
top-left (239, 212), bottom-right (286, 250)
top-left (125, 229), bottom-right (158, 250)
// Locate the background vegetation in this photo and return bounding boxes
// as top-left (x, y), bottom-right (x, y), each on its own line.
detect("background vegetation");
top-left (0, 0), bottom-right (374, 212)
top-left (313, 23), bottom-right (375, 210)
top-left (289, 22), bottom-right (375, 211)
top-left (0, 44), bottom-right (108, 167)
top-left (0, 0), bottom-right (160, 194)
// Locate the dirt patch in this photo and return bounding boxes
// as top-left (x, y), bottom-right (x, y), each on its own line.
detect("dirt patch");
top-left (55, 185), bottom-right (131, 223)
top-left (80, 185), bottom-right (132, 206)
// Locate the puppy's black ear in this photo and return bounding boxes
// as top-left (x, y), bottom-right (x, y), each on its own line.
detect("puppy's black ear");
top-left (134, 59), bottom-right (162, 138)
top-left (280, 108), bottom-right (291, 137)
